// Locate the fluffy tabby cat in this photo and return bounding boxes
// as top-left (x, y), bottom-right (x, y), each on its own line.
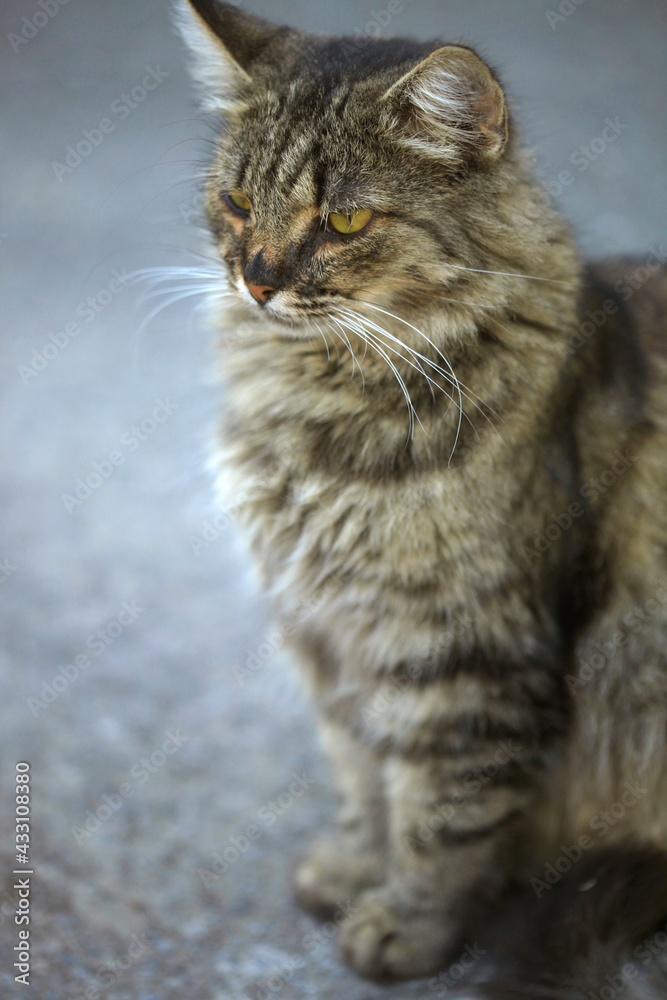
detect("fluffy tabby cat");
top-left (176, 2), bottom-right (667, 995)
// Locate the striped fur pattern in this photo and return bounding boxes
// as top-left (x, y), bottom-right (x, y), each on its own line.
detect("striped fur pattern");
top-left (178, 2), bottom-right (667, 989)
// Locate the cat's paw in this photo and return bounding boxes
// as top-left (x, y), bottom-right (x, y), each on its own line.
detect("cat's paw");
top-left (292, 837), bottom-right (384, 919)
top-left (338, 890), bottom-right (454, 980)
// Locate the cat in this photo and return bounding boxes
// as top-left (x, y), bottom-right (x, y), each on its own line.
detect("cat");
top-left (176, 2), bottom-right (667, 995)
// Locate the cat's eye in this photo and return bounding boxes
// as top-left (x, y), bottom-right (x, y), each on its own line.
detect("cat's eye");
top-left (327, 209), bottom-right (373, 235)
top-left (225, 191), bottom-right (252, 216)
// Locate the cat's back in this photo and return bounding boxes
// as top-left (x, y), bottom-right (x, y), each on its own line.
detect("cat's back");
top-left (576, 255), bottom-right (667, 583)
top-left (589, 254), bottom-right (667, 361)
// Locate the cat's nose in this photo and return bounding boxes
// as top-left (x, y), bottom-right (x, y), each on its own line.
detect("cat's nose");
top-left (243, 247), bottom-right (279, 305)
top-left (245, 281), bottom-right (276, 305)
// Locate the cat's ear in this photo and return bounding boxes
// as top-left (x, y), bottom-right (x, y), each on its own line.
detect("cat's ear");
top-left (176, 0), bottom-right (286, 109)
top-left (382, 45), bottom-right (508, 163)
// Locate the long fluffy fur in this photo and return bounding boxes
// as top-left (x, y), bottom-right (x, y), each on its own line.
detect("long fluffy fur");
top-left (177, 1), bottom-right (667, 990)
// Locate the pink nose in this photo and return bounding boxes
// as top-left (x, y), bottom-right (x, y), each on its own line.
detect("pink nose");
top-left (245, 282), bottom-right (275, 304)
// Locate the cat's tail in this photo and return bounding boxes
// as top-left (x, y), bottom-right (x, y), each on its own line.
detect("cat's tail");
top-left (454, 843), bottom-right (667, 1000)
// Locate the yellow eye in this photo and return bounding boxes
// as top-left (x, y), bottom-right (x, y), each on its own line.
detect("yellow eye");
top-left (328, 209), bottom-right (373, 235)
top-left (227, 191), bottom-right (252, 213)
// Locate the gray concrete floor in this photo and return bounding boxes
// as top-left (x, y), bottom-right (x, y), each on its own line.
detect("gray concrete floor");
top-left (1, 1), bottom-right (665, 997)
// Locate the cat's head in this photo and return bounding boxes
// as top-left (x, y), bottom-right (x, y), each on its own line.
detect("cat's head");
top-left (178, 1), bottom-right (514, 334)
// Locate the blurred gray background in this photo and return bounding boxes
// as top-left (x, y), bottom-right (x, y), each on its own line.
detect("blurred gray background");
top-left (1, 1), bottom-right (665, 998)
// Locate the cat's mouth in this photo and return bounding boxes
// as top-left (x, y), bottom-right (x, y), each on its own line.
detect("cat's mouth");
top-left (235, 277), bottom-right (339, 327)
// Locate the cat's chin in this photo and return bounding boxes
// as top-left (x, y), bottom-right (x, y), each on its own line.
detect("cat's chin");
top-left (219, 296), bottom-right (322, 342)
top-left (254, 304), bottom-right (334, 338)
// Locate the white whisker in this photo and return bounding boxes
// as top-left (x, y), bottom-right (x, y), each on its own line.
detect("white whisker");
top-left (343, 324), bottom-right (449, 414)
top-left (340, 310), bottom-right (460, 450)
top-left (339, 304), bottom-right (500, 431)
top-left (443, 262), bottom-right (578, 287)
top-left (317, 319), bottom-right (340, 362)
top-left (332, 315), bottom-right (426, 443)
top-left (336, 313), bottom-right (482, 448)
top-left (338, 309), bottom-right (437, 406)
top-left (128, 265), bottom-right (226, 289)
top-left (136, 286), bottom-right (231, 338)
top-left (339, 304), bottom-right (466, 458)
top-left (326, 315), bottom-right (366, 387)
top-left (305, 318), bottom-right (331, 361)
top-left (347, 299), bottom-right (507, 461)
top-left (140, 283), bottom-right (226, 302)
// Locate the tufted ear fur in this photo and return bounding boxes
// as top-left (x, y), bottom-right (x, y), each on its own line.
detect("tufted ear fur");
top-left (382, 45), bottom-right (508, 164)
top-left (175, 0), bottom-right (288, 109)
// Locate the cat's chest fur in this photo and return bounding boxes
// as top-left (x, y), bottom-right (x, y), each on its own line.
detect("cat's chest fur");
top-left (212, 330), bottom-right (540, 671)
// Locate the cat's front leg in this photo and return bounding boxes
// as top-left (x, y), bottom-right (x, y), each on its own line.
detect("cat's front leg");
top-left (338, 657), bottom-right (567, 979)
top-left (293, 717), bottom-right (387, 917)
top-left (339, 753), bottom-right (528, 979)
